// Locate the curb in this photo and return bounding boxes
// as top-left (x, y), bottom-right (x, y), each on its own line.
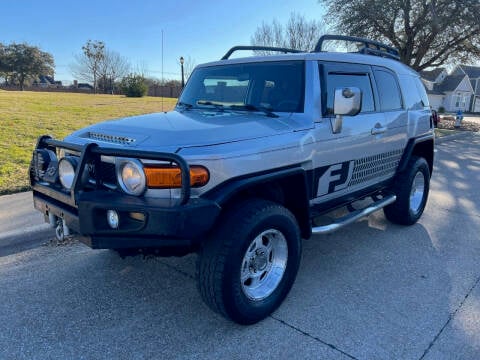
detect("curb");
top-left (435, 131), bottom-right (479, 144)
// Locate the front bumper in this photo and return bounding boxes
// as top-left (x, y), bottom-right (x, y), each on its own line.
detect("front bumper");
top-left (31, 136), bottom-right (221, 250)
top-left (33, 188), bottom-right (220, 249)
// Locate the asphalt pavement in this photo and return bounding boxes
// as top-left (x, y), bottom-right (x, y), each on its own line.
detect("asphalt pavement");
top-left (0, 191), bottom-right (53, 257)
top-left (0, 132), bottom-right (479, 359)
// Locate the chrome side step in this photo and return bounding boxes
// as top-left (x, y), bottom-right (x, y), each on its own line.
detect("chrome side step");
top-left (311, 195), bottom-right (396, 235)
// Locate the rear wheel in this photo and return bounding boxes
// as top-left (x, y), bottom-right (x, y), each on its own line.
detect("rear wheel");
top-left (384, 156), bottom-right (430, 225)
top-left (196, 199), bottom-right (301, 324)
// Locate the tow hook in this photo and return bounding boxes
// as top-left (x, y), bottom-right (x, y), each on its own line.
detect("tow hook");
top-left (52, 216), bottom-right (70, 241)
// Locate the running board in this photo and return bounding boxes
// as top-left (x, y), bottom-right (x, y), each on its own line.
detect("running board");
top-left (311, 195), bottom-right (397, 235)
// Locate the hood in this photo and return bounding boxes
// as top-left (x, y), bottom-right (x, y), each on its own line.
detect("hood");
top-left (65, 109), bottom-right (304, 151)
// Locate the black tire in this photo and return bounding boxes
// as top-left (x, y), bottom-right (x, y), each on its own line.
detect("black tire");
top-left (196, 199), bottom-right (302, 325)
top-left (384, 156), bottom-right (430, 225)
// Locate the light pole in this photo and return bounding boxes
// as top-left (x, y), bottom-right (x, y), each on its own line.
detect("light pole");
top-left (180, 56), bottom-right (185, 88)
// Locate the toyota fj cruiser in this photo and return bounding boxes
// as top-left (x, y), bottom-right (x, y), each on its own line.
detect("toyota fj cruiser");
top-left (30, 35), bottom-right (434, 324)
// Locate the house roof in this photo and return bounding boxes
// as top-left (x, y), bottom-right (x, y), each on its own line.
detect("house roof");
top-left (426, 88), bottom-right (444, 95)
top-left (460, 65), bottom-right (480, 79)
top-left (435, 74), bottom-right (466, 92)
top-left (420, 68), bottom-right (446, 82)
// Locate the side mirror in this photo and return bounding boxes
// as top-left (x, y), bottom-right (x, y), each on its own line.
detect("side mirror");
top-left (332, 87), bottom-right (362, 133)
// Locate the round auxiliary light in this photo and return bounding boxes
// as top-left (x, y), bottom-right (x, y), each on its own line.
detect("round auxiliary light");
top-left (107, 210), bottom-right (119, 229)
top-left (58, 157), bottom-right (77, 190)
top-left (117, 159), bottom-right (146, 196)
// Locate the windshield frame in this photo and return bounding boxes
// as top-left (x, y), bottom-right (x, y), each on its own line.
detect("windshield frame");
top-left (177, 60), bottom-right (306, 114)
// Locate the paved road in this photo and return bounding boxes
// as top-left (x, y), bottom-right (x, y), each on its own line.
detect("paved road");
top-left (1, 133), bottom-right (479, 359)
top-left (0, 192), bottom-right (53, 256)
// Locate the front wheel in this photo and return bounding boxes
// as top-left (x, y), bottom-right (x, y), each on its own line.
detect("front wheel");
top-left (384, 156), bottom-right (430, 225)
top-left (196, 199), bottom-right (301, 325)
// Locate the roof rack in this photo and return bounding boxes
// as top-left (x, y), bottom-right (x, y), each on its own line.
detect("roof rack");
top-left (314, 34), bottom-right (400, 61)
top-left (221, 46), bottom-right (303, 60)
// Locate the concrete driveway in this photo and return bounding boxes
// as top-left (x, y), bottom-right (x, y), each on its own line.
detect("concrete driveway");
top-left (0, 133), bottom-right (479, 359)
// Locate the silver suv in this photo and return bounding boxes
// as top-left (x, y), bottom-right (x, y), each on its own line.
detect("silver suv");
top-left (30, 35), bottom-right (434, 324)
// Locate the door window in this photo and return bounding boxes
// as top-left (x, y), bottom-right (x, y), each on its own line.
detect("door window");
top-left (325, 73), bottom-right (375, 115)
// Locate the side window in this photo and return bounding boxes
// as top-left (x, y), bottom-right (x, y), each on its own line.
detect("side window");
top-left (326, 73), bottom-right (375, 115)
top-left (414, 78), bottom-right (430, 108)
top-left (374, 70), bottom-right (402, 111)
top-left (397, 75), bottom-right (422, 110)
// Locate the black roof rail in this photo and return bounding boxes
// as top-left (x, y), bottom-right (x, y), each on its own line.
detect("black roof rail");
top-left (221, 46), bottom-right (303, 60)
top-left (314, 34), bottom-right (400, 61)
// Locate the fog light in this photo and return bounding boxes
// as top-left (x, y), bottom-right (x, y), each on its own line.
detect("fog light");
top-left (58, 156), bottom-right (77, 190)
top-left (107, 210), bottom-right (119, 229)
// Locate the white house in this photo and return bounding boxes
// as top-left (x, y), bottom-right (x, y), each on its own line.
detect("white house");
top-left (421, 65), bottom-right (479, 113)
top-left (452, 65), bottom-right (480, 113)
top-left (420, 68), bottom-right (448, 110)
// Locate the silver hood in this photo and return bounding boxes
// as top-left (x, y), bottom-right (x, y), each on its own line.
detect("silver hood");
top-left (65, 109), bottom-right (306, 152)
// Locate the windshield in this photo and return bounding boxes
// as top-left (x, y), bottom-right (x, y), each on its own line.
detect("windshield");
top-left (178, 60), bottom-right (305, 113)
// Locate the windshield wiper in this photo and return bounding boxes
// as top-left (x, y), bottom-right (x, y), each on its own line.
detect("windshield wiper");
top-left (197, 100), bottom-right (225, 111)
top-left (230, 104), bottom-right (279, 118)
top-left (177, 101), bottom-right (194, 110)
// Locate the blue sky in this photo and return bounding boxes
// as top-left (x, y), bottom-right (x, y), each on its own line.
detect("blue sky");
top-left (2, 0), bottom-right (325, 83)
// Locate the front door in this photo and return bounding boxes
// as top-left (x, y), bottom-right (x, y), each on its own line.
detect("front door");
top-left (311, 61), bottom-right (406, 205)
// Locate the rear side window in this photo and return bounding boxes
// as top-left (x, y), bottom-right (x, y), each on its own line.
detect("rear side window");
top-left (326, 73), bottom-right (375, 115)
top-left (374, 70), bottom-right (403, 111)
top-left (414, 78), bottom-right (430, 108)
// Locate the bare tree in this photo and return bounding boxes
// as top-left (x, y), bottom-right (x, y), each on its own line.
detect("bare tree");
top-left (71, 40), bottom-right (105, 93)
top-left (319, 0), bottom-right (480, 71)
top-left (251, 12), bottom-right (325, 55)
top-left (251, 20), bottom-right (285, 53)
top-left (98, 50), bottom-right (130, 94)
top-left (133, 61), bottom-right (149, 78)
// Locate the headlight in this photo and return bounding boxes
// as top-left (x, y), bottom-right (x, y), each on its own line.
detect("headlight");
top-left (58, 157), bottom-right (77, 190)
top-left (116, 159), bottom-right (146, 196)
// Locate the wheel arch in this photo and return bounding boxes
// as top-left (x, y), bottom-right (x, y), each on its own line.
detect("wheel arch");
top-left (202, 166), bottom-right (312, 239)
top-left (398, 135), bottom-right (434, 177)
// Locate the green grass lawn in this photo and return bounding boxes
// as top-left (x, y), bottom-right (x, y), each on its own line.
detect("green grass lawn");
top-left (0, 90), bottom-right (176, 195)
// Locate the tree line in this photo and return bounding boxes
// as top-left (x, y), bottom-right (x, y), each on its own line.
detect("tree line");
top-left (0, 40), bottom-right (194, 97)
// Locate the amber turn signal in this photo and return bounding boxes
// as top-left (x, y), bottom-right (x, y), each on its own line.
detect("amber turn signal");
top-left (144, 165), bottom-right (209, 188)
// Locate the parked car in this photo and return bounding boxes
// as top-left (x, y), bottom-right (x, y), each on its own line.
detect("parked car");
top-left (30, 35), bottom-right (434, 324)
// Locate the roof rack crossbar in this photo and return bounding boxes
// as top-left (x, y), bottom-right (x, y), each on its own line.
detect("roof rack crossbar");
top-left (314, 34), bottom-right (400, 61)
top-left (221, 46), bottom-right (303, 60)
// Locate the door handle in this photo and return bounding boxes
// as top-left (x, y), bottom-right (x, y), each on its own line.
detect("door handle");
top-left (371, 126), bottom-right (386, 135)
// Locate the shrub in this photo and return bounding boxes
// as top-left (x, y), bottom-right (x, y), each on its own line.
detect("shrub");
top-left (120, 74), bottom-right (148, 97)
top-left (438, 106), bottom-right (445, 114)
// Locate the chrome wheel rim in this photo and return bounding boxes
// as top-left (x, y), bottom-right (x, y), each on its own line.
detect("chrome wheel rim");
top-left (240, 229), bottom-right (288, 301)
top-left (410, 172), bottom-right (425, 214)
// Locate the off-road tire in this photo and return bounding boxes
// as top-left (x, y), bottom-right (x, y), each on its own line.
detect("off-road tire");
top-left (196, 198), bottom-right (301, 325)
top-left (384, 156), bottom-right (430, 225)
